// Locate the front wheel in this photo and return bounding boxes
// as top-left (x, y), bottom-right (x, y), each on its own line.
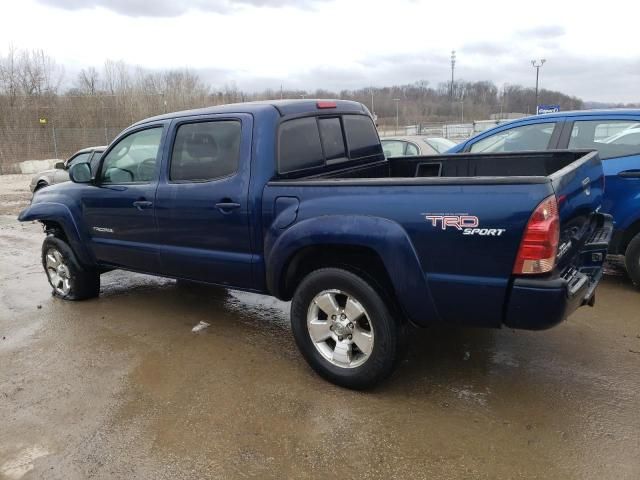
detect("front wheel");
top-left (42, 236), bottom-right (100, 300)
top-left (290, 268), bottom-right (406, 389)
top-left (625, 233), bottom-right (640, 287)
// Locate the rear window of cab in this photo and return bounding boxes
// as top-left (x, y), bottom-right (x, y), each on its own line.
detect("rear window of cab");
top-left (278, 114), bottom-right (382, 175)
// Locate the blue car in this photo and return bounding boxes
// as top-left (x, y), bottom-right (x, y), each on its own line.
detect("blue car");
top-left (449, 110), bottom-right (640, 286)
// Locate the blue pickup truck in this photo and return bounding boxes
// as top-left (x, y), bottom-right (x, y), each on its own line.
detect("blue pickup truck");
top-left (448, 109), bottom-right (640, 286)
top-left (19, 100), bottom-right (612, 388)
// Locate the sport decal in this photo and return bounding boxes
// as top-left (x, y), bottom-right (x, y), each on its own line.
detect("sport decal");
top-left (423, 213), bottom-right (506, 236)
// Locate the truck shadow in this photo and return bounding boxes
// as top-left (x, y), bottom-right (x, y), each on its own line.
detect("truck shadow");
top-left (94, 269), bottom-right (630, 401)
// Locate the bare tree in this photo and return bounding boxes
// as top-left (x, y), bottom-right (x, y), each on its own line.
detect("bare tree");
top-left (0, 44), bottom-right (20, 105)
top-left (76, 67), bottom-right (99, 95)
top-left (16, 49), bottom-right (63, 96)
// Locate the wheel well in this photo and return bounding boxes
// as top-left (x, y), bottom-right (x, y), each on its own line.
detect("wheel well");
top-left (281, 245), bottom-right (399, 308)
top-left (621, 219), bottom-right (640, 254)
top-left (35, 181), bottom-right (48, 190)
top-left (42, 221), bottom-right (68, 242)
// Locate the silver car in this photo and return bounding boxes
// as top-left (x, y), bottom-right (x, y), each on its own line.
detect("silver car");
top-left (29, 146), bottom-right (106, 192)
top-left (380, 136), bottom-right (456, 158)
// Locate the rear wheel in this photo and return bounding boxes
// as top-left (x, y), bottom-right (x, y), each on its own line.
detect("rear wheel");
top-left (290, 268), bottom-right (406, 389)
top-left (42, 236), bottom-right (100, 300)
top-left (625, 233), bottom-right (640, 287)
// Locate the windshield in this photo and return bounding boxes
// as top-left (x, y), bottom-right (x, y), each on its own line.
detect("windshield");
top-left (425, 138), bottom-right (456, 153)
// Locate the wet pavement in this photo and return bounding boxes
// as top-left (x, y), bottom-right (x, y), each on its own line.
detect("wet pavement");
top-left (1, 176), bottom-right (639, 479)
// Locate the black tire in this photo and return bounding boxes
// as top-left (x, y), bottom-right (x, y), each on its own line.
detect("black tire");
top-left (290, 268), bottom-right (407, 390)
top-left (625, 233), bottom-right (640, 287)
top-left (41, 236), bottom-right (100, 300)
top-left (34, 181), bottom-right (48, 192)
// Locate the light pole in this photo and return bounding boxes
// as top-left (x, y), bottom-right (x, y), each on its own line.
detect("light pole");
top-left (393, 98), bottom-right (400, 135)
top-left (531, 59), bottom-right (546, 114)
top-left (450, 50), bottom-right (456, 98)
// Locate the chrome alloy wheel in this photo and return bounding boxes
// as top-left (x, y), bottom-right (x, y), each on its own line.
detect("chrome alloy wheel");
top-left (45, 248), bottom-right (71, 296)
top-left (307, 289), bottom-right (374, 368)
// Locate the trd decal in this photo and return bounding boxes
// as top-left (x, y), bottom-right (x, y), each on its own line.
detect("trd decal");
top-left (424, 214), bottom-right (479, 230)
top-left (423, 213), bottom-right (506, 236)
top-left (92, 226), bottom-right (114, 233)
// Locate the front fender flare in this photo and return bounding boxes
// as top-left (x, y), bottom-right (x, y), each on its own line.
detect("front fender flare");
top-left (265, 215), bottom-right (440, 326)
top-left (18, 202), bottom-right (94, 266)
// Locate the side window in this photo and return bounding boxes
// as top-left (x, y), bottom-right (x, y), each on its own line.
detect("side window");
top-left (469, 122), bottom-right (556, 153)
top-left (170, 121), bottom-right (241, 181)
top-left (343, 115), bottom-right (383, 159)
top-left (405, 142), bottom-right (419, 156)
top-left (66, 152), bottom-right (91, 168)
top-left (278, 117), bottom-right (324, 173)
top-left (318, 117), bottom-right (346, 163)
top-left (569, 120), bottom-right (640, 160)
top-left (381, 140), bottom-right (405, 158)
top-left (100, 127), bottom-right (163, 184)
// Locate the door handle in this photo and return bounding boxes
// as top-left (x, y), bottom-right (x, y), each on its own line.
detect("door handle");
top-left (133, 200), bottom-right (153, 210)
top-left (215, 201), bottom-right (241, 214)
top-left (618, 170), bottom-right (640, 178)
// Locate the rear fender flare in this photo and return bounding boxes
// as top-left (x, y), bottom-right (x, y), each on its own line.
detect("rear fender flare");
top-left (265, 215), bottom-right (440, 326)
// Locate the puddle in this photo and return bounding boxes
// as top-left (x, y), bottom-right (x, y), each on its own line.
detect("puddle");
top-left (1, 446), bottom-right (50, 479)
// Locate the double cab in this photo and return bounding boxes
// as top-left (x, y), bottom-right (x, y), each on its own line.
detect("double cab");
top-left (19, 100), bottom-right (612, 388)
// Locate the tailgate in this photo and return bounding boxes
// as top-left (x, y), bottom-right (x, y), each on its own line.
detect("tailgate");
top-left (549, 150), bottom-right (612, 302)
top-left (549, 150), bottom-right (607, 270)
top-left (505, 151), bottom-right (612, 330)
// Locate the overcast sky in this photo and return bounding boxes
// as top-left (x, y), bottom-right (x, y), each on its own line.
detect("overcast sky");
top-left (1, 0), bottom-right (639, 102)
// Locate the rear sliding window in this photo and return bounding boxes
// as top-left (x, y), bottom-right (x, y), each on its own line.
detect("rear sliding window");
top-left (343, 115), bottom-right (383, 159)
top-left (278, 114), bottom-right (380, 174)
top-left (319, 117), bottom-right (346, 163)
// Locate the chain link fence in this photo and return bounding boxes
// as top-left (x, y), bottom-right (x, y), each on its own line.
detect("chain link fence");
top-left (0, 126), bottom-right (127, 173)
top-left (1, 121), bottom-right (477, 174)
top-left (2, 124), bottom-right (474, 174)
top-left (377, 122), bottom-right (475, 142)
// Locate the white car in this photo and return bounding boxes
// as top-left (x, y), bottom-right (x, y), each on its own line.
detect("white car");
top-left (29, 146), bottom-right (106, 192)
top-left (380, 136), bottom-right (456, 157)
top-left (600, 127), bottom-right (640, 145)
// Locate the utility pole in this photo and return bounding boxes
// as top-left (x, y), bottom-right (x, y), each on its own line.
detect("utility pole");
top-left (370, 87), bottom-right (375, 115)
top-left (450, 50), bottom-right (456, 98)
top-left (531, 59), bottom-right (546, 114)
top-left (393, 98), bottom-right (400, 135)
top-left (500, 83), bottom-right (508, 119)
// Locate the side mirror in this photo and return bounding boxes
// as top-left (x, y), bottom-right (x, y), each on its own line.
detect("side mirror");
top-left (54, 161), bottom-right (65, 170)
top-left (68, 162), bottom-right (92, 184)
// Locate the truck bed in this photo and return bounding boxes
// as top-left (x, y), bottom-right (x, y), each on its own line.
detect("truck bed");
top-left (265, 149), bottom-right (607, 329)
top-left (289, 150), bottom-right (591, 184)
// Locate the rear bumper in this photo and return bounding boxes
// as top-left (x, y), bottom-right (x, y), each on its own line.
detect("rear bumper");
top-left (503, 213), bottom-right (612, 330)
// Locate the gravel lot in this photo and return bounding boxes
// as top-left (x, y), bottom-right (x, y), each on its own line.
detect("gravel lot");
top-left (1, 175), bottom-right (639, 479)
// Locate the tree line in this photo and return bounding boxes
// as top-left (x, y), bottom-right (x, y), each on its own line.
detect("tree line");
top-left (0, 46), bottom-right (631, 167)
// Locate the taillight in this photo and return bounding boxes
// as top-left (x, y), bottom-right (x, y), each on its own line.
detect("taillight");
top-left (513, 195), bottom-right (560, 275)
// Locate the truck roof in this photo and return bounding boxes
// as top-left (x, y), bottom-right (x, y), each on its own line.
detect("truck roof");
top-left (133, 99), bottom-right (370, 127)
